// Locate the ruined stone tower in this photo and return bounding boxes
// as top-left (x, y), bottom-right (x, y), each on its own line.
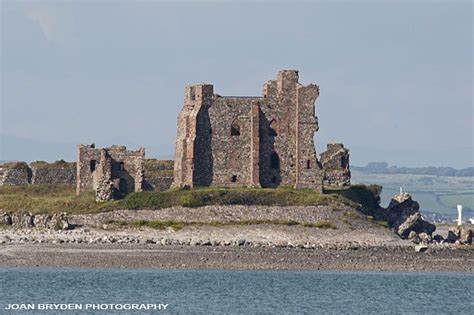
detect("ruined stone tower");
top-left (76, 144), bottom-right (145, 201)
top-left (172, 70), bottom-right (324, 191)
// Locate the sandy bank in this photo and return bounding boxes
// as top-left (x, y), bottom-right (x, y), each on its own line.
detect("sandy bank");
top-left (1, 243), bottom-right (473, 272)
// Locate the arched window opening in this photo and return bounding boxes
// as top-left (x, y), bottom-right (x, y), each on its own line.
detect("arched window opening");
top-left (306, 160), bottom-right (311, 169)
top-left (270, 152), bottom-right (280, 170)
top-left (231, 175), bottom-right (237, 183)
top-left (269, 119), bottom-right (278, 136)
top-left (231, 119), bottom-right (241, 136)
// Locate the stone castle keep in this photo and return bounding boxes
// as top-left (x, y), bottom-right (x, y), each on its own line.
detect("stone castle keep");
top-left (0, 70), bottom-right (351, 200)
top-left (172, 70), bottom-right (349, 192)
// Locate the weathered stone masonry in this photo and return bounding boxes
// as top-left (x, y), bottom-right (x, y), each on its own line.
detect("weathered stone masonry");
top-left (0, 162), bottom-right (31, 185)
top-left (30, 161), bottom-right (76, 185)
top-left (320, 143), bottom-right (351, 187)
top-left (2, 70), bottom-right (350, 199)
top-left (143, 159), bottom-right (174, 192)
top-left (0, 161), bottom-right (76, 186)
top-left (172, 70), bottom-right (335, 191)
top-left (76, 144), bottom-right (175, 201)
top-left (76, 144), bottom-right (145, 201)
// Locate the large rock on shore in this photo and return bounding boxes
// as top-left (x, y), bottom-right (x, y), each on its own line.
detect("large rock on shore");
top-left (11, 212), bottom-right (34, 228)
top-left (0, 211), bottom-right (70, 230)
top-left (34, 213), bottom-right (70, 230)
top-left (384, 193), bottom-right (435, 240)
top-left (447, 227), bottom-right (472, 245)
top-left (2, 212), bottom-right (13, 225)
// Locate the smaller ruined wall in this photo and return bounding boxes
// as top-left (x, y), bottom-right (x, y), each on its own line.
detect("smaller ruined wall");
top-left (1, 161), bottom-right (77, 186)
top-left (323, 170), bottom-right (351, 187)
top-left (30, 161), bottom-right (76, 185)
top-left (143, 159), bottom-right (174, 191)
top-left (320, 143), bottom-right (351, 187)
top-left (76, 144), bottom-right (145, 196)
top-left (0, 162), bottom-right (31, 185)
top-left (76, 144), bottom-right (101, 193)
top-left (95, 149), bottom-right (114, 202)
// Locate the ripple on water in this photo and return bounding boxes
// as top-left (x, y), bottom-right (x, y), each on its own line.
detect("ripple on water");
top-left (0, 268), bottom-right (473, 314)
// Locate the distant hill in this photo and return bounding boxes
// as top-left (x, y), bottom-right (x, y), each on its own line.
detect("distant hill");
top-left (351, 170), bottom-right (474, 219)
top-left (353, 162), bottom-right (474, 177)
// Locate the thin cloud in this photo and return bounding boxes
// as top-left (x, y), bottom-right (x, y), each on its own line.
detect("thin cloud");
top-left (26, 8), bottom-right (63, 44)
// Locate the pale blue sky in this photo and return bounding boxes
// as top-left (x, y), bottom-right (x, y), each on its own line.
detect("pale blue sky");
top-left (1, 1), bottom-right (473, 167)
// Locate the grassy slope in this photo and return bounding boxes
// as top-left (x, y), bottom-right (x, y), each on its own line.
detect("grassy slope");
top-left (0, 184), bottom-right (379, 215)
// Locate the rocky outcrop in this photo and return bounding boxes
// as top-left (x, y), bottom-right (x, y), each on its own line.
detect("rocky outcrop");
top-left (33, 213), bottom-right (70, 230)
top-left (10, 212), bottom-right (35, 228)
top-left (376, 192), bottom-right (435, 240)
top-left (447, 226), bottom-right (472, 245)
top-left (0, 211), bottom-right (70, 230)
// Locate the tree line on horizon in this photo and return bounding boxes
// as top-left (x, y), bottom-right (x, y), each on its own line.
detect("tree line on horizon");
top-left (352, 162), bottom-right (474, 177)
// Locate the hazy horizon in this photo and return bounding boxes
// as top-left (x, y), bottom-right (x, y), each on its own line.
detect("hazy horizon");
top-left (1, 1), bottom-right (473, 168)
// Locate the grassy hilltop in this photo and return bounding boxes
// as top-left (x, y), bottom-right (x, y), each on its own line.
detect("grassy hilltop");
top-left (0, 184), bottom-right (380, 215)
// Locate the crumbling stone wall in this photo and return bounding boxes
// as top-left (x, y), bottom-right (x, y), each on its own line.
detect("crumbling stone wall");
top-left (76, 144), bottom-right (145, 200)
top-left (0, 162), bottom-right (31, 185)
top-left (95, 149), bottom-right (114, 202)
top-left (30, 161), bottom-right (76, 185)
top-left (143, 159), bottom-right (174, 191)
top-left (172, 70), bottom-right (325, 191)
top-left (0, 161), bottom-right (76, 186)
top-left (320, 143), bottom-right (351, 187)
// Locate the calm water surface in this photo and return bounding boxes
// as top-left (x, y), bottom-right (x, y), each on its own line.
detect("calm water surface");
top-left (0, 268), bottom-right (473, 314)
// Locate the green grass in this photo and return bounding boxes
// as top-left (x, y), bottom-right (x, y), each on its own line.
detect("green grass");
top-left (0, 184), bottom-right (380, 215)
top-left (121, 186), bottom-right (356, 210)
top-left (325, 184), bottom-right (382, 214)
top-left (104, 219), bottom-right (336, 231)
top-left (302, 220), bottom-right (335, 229)
top-left (0, 185), bottom-right (118, 214)
top-left (367, 215), bottom-right (389, 227)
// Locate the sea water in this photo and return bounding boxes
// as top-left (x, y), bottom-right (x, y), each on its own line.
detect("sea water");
top-left (0, 268), bottom-right (473, 314)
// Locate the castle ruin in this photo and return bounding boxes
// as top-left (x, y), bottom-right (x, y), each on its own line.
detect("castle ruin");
top-left (1, 70), bottom-right (351, 200)
top-left (76, 144), bottom-right (145, 201)
top-left (320, 143), bottom-right (351, 187)
top-left (172, 70), bottom-right (349, 191)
